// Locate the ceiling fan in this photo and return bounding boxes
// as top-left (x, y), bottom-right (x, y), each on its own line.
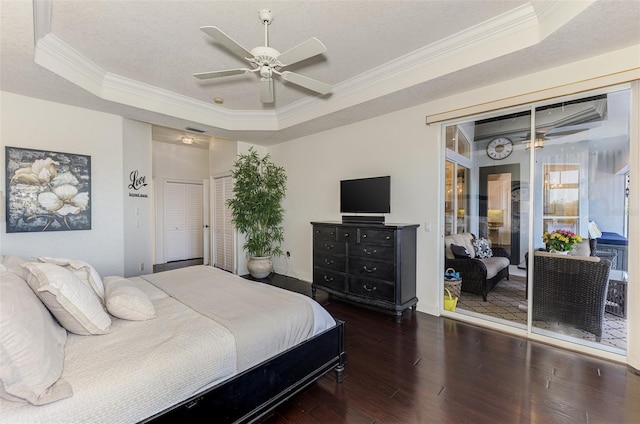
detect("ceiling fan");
top-left (517, 127), bottom-right (589, 149)
top-left (194, 9), bottom-right (332, 104)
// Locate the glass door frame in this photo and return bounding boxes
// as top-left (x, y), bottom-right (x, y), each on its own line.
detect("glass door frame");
top-left (440, 83), bottom-right (633, 363)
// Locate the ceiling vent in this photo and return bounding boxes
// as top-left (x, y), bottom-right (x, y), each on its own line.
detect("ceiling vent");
top-left (185, 127), bottom-right (206, 133)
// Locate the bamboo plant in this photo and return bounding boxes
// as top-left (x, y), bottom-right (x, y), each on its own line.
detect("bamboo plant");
top-left (227, 147), bottom-right (287, 258)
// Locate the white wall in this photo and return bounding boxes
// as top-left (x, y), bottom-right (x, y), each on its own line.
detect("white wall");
top-left (123, 119), bottom-right (153, 276)
top-left (0, 92), bottom-right (125, 276)
top-left (152, 140), bottom-right (209, 264)
top-left (209, 138), bottom-right (237, 178)
top-left (269, 108), bottom-right (438, 312)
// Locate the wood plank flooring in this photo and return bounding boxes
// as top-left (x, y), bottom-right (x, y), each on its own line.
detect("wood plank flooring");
top-left (260, 274), bottom-right (640, 424)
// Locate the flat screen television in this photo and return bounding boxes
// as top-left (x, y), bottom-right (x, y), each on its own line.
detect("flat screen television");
top-left (340, 176), bottom-right (390, 214)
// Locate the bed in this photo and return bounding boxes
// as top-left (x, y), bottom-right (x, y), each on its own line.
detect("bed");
top-left (0, 257), bottom-right (345, 423)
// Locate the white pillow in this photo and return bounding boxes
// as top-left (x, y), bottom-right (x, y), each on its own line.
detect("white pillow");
top-left (0, 255), bottom-right (32, 280)
top-left (104, 276), bottom-right (156, 321)
top-left (37, 257), bottom-right (105, 301)
top-left (22, 263), bottom-right (111, 335)
top-left (0, 270), bottom-right (73, 405)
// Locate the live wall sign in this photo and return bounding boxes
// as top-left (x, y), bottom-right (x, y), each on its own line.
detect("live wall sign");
top-left (128, 170), bottom-right (149, 198)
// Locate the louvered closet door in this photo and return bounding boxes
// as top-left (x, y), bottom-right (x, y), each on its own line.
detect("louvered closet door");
top-left (185, 184), bottom-right (204, 259)
top-left (214, 176), bottom-right (234, 272)
top-left (165, 181), bottom-right (204, 262)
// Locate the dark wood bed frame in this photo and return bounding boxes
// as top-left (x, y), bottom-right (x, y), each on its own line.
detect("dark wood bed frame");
top-left (144, 319), bottom-right (346, 423)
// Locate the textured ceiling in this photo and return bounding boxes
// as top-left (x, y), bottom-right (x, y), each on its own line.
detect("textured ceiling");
top-left (1, 1), bottom-right (639, 146)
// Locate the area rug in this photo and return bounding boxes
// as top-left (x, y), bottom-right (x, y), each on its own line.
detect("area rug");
top-left (455, 276), bottom-right (627, 351)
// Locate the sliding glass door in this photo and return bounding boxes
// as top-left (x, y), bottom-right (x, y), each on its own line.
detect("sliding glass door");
top-left (442, 86), bottom-right (631, 354)
top-left (530, 90), bottom-right (630, 353)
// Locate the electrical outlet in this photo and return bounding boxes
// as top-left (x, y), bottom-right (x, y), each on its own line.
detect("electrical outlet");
top-left (140, 263), bottom-right (144, 271)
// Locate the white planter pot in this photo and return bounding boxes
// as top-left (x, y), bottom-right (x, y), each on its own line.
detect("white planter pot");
top-left (247, 256), bottom-right (273, 279)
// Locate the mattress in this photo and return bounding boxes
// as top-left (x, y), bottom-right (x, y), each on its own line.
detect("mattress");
top-left (0, 266), bottom-right (336, 423)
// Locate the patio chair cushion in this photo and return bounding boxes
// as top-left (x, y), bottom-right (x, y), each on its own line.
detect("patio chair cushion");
top-left (482, 256), bottom-right (511, 279)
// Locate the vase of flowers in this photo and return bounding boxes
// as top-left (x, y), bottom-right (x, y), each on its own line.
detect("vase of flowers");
top-left (542, 229), bottom-right (583, 253)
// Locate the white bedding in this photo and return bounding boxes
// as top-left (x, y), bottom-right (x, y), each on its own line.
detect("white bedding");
top-left (142, 266), bottom-right (335, 370)
top-left (0, 266), bottom-right (336, 424)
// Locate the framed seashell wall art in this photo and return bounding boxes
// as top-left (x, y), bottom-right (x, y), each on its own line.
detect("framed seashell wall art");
top-left (5, 146), bottom-right (91, 232)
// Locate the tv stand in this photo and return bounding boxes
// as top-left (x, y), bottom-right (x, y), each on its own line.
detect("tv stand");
top-left (311, 221), bottom-right (418, 322)
top-left (341, 215), bottom-right (385, 224)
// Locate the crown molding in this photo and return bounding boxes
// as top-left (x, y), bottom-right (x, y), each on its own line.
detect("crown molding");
top-left (31, 1), bottom-right (595, 133)
top-left (35, 34), bottom-right (277, 131)
top-left (278, 1), bottom-right (593, 127)
top-left (32, 0), bottom-right (52, 43)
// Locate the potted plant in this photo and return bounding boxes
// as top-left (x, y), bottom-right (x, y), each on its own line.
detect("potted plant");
top-left (542, 229), bottom-right (582, 254)
top-left (227, 147), bottom-right (287, 278)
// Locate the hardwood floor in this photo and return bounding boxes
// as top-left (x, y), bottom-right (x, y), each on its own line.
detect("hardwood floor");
top-left (259, 274), bottom-right (640, 424)
top-left (153, 258), bottom-right (203, 273)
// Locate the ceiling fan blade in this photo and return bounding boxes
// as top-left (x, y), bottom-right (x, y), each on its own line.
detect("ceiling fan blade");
top-left (200, 26), bottom-right (253, 59)
top-left (193, 68), bottom-right (251, 80)
top-left (260, 78), bottom-right (275, 103)
top-left (277, 37), bottom-right (327, 67)
top-left (279, 71), bottom-right (331, 95)
top-left (545, 128), bottom-right (588, 137)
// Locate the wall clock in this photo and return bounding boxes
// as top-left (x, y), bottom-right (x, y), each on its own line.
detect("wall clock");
top-left (486, 137), bottom-right (513, 160)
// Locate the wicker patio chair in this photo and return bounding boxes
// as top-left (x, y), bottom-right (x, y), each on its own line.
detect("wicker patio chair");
top-left (444, 233), bottom-right (510, 301)
top-left (531, 251), bottom-right (611, 341)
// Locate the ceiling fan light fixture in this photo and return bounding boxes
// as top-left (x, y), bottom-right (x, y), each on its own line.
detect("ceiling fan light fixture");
top-left (525, 138), bottom-right (544, 150)
top-left (194, 10), bottom-right (331, 104)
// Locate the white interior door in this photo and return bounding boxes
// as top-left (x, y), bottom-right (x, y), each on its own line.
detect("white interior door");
top-left (214, 176), bottom-right (235, 272)
top-left (165, 181), bottom-right (203, 262)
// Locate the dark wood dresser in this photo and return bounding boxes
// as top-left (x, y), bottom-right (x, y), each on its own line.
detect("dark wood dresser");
top-left (311, 221), bottom-right (418, 322)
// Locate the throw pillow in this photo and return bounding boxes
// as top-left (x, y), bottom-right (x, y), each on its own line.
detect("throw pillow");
top-left (0, 270), bottom-right (73, 405)
top-left (473, 238), bottom-right (493, 259)
top-left (37, 257), bottom-right (105, 301)
top-left (22, 263), bottom-right (111, 335)
top-left (104, 276), bottom-right (156, 321)
top-left (0, 255), bottom-right (32, 280)
top-left (450, 244), bottom-right (471, 259)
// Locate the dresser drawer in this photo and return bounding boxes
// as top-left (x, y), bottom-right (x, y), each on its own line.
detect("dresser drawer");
top-left (348, 257), bottom-right (395, 281)
top-left (336, 227), bottom-right (357, 242)
top-left (313, 226), bottom-right (338, 241)
top-left (313, 238), bottom-right (346, 255)
top-left (348, 277), bottom-right (395, 302)
top-left (313, 268), bottom-right (346, 293)
top-left (314, 251), bottom-right (346, 272)
top-left (348, 243), bottom-right (395, 261)
top-left (359, 229), bottom-right (395, 245)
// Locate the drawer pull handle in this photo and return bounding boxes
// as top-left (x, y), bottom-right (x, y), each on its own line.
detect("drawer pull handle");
top-left (362, 234), bottom-right (367, 239)
top-left (363, 265), bottom-right (377, 273)
top-left (324, 243), bottom-right (335, 250)
top-left (344, 233), bottom-right (349, 237)
top-left (363, 248), bottom-right (377, 255)
top-left (323, 275), bottom-right (334, 282)
top-left (363, 284), bottom-right (376, 292)
top-left (324, 259), bottom-right (335, 265)
top-left (385, 236), bottom-right (391, 240)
